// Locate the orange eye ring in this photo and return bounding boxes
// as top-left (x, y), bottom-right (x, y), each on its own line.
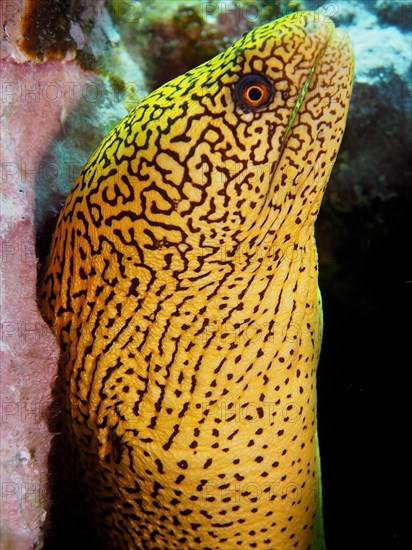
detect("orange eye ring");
top-left (234, 73), bottom-right (273, 112)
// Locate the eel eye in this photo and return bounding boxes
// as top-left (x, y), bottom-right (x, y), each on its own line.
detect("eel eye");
top-left (234, 73), bottom-right (273, 111)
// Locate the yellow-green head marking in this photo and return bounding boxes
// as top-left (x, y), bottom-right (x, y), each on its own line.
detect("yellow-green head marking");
top-left (40, 10), bottom-right (354, 549)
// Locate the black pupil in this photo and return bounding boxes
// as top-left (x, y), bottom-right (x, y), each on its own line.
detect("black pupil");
top-left (234, 73), bottom-right (273, 111)
top-left (248, 86), bottom-right (263, 102)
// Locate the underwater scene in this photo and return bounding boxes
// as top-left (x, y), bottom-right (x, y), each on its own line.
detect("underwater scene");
top-left (0, 1), bottom-right (410, 549)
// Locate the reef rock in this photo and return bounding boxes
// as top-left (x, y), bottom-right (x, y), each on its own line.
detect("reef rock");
top-left (0, 2), bottom-right (144, 548)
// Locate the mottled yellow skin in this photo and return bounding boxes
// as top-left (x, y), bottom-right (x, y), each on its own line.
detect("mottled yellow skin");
top-left (40, 11), bottom-right (354, 550)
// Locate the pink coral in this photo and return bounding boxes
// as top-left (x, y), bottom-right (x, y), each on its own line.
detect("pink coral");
top-left (0, 59), bottom-right (100, 549)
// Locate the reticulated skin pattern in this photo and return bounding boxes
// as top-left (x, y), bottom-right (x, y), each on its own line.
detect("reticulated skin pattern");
top-left (39, 10), bottom-right (354, 550)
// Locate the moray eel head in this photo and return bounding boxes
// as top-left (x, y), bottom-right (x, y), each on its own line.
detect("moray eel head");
top-left (40, 10), bottom-right (354, 550)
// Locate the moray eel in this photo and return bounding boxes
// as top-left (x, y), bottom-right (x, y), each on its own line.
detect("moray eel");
top-left (39, 10), bottom-right (354, 550)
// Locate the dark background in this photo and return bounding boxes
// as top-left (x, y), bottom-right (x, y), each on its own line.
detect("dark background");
top-left (317, 201), bottom-right (410, 549)
top-left (306, 0), bottom-right (410, 547)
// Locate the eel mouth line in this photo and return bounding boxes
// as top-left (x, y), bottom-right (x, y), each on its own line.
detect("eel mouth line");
top-left (281, 55), bottom-right (319, 145)
top-left (278, 22), bottom-right (335, 156)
